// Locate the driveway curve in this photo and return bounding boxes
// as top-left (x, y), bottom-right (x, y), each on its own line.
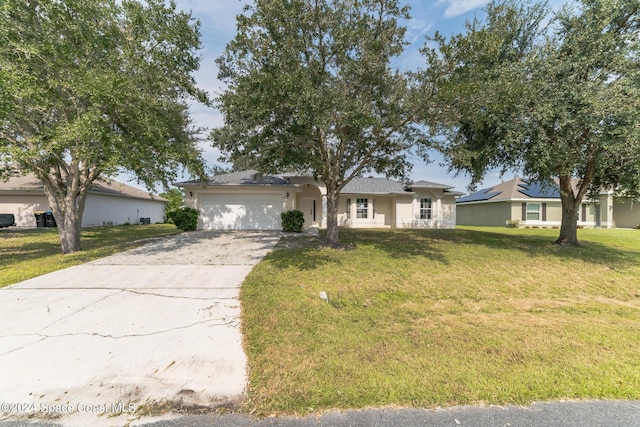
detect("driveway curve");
top-left (0, 231), bottom-right (281, 427)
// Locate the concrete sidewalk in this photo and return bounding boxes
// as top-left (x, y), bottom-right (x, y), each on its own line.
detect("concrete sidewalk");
top-left (0, 231), bottom-right (281, 427)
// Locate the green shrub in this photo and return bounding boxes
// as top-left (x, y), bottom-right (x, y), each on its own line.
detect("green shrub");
top-left (281, 210), bottom-right (304, 232)
top-left (167, 206), bottom-right (199, 231)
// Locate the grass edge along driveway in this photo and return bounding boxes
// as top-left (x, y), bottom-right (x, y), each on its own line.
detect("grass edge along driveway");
top-left (240, 227), bottom-right (640, 416)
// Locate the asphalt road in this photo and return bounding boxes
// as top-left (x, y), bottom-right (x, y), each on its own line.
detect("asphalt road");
top-left (1, 400), bottom-right (638, 427)
top-left (143, 401), bottom-right (640, 427)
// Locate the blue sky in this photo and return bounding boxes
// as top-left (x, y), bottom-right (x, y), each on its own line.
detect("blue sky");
top-left (123, 0), bottom-right (523, 193)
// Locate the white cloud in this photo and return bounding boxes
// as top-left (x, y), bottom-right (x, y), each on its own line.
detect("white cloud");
top-left (405, 18), bottom-right (434, 45)
top-left (443, 0), bottom-right (489, 18)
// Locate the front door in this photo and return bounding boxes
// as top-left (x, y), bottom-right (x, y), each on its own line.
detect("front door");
top-left (300, 197), bottom-right (316, 226)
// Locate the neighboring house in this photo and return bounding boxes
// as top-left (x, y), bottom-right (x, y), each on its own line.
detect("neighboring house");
top-left (175, 170), bottom-right (462, 230)
top-left (0, 174), bottom-right (167, 227)
top-left (456, 177), bottom-right (640, 229)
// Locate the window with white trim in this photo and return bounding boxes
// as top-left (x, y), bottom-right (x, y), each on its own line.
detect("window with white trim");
top-left (420, 198), bottom-right (432, 220)
top-left (526, 203), bottom-right (540, 221)
top-left (356, 198), bottom-right (368, 219)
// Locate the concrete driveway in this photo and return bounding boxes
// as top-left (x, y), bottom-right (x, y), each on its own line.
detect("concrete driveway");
top-left (0, 231), bottom-right (281, 427)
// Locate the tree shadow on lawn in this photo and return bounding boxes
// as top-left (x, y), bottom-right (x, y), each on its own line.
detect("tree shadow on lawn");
top-left (266, 235), bottom-right (348, 270)
top-left (266, 227), bottom-right (639, 271)
top-left (0, 229), bottom-right (61, 266)
top-left (444, 228), bottom-right (640, 270)
top-left (1, 226), bottom-right (186, 271)
top-left (266, 229), bottom-right (452, 270)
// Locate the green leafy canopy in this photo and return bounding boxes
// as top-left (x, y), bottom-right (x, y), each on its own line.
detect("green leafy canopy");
top-left (0, 0), bottom-right (210, 252)
top-left (422, 0), bottom-right (640, 245)
top-left (211, 0), bottom-right (432, 245)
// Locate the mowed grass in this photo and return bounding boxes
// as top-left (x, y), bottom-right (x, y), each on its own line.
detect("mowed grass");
top-left (241, 227), bottom-right (640, 415)
top-left (0, 224), bottom-right (181, 288)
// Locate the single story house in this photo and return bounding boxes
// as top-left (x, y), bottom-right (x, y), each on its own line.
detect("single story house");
top-left (0, 174), bottom-right (167, 227)
top-left (456, 177), bottom-right (639, 228)
top-left (175, 170), bottom-right (462, 230)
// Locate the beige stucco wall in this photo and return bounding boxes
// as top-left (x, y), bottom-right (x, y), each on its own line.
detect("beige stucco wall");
top-left (393, 191), bottom-right (457, 229)
top-left (517, 200), bottom-right (604, 227)
top-left (613, 200), bottom-right (640, 228)
top-left (373, 196), bottom-right (393, 227)
top-left (394, 195), bottom-right (413, 227)
top-left (508, 201), bottom-right (565, 224)
top-left (338, 195), bottom-right (394, 228)
top-left (0, 193), bottom-right (166, 227)
top-left (288, 177), bottom-right (327, 194)
top-left (0, 194), bottom-right (49, 227)
top-left (81, 194), bottom-right (166, 227)
top-left (457, 201), bottom-right (511, 226)
top-left (544, 202), bottom-right (563, 223)
top-left (460, 198), bottom-right (614, 228)
top-left (441, 194), bottom-right (457, 227)
top-left (295, 183), bottom-right (322, 226)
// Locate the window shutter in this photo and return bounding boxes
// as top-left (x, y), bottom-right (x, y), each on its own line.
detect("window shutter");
top-left (581, 204), bottom-right (587, 222)
top-left (542, 203), bottom-right (547, 222)
top-left (522, 203), bottom-right (527, 221)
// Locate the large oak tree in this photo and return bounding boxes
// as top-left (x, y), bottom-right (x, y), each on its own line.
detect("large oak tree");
top-left (423, 0), bottom-right (640, 245)
top-left (0, 0), bottom-right (208, 253)
top-left (211, 0), bottom-right (430, 246)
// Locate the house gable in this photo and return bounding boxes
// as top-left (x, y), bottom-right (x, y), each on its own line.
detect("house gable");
top-left (455, 177), bottom-right (622, 228)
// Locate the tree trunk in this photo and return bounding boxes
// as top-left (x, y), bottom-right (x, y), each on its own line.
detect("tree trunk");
top-left (41, 175), bottom-right (89, 254)
top-left (325, 185), bottom-right (340, 247)
top-left (555, 175), bottom-right (580, 246)
top-left (55, 199), bottom-right (84, 254)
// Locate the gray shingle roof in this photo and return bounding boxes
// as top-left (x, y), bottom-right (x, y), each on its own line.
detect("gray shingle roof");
top-left (412, 180), bottom-right (454, 189)
top-left (177, 171), bottom-right (457, 194)
top-left (176, 170), bottom-right (292, 186)
top-left (341, 177), bottom-right (455, 194)
top-left (342, 177), bottom-right (407, 194)
top-left (0, 173), bottom-right (165, 201)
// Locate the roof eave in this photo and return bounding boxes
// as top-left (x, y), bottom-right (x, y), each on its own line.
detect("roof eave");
top-left (178, 182), bottom-right (299, 188)
top-left (411, 184), bottom-right (454, 190)
top-left (341, 191), bottom-right (414, 195)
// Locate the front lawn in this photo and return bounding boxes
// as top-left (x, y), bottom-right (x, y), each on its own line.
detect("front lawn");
top-left (0, 224), bottom-right (181, 288)
top-left (241, 227), bottom-right (640, 415)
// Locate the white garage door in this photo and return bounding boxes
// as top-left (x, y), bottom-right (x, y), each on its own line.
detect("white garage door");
top-left (199, 193), bottom-right (283, 230)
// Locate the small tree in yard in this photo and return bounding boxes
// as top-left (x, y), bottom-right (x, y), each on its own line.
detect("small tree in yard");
top-left (160, 188), bottom-right (185, 213)
top-left (422, 0), bottom-right (640, 246)
top-left (0, 0), bottom-right (208, 253)
top-left (211, 0), bottom-right (431, 246)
